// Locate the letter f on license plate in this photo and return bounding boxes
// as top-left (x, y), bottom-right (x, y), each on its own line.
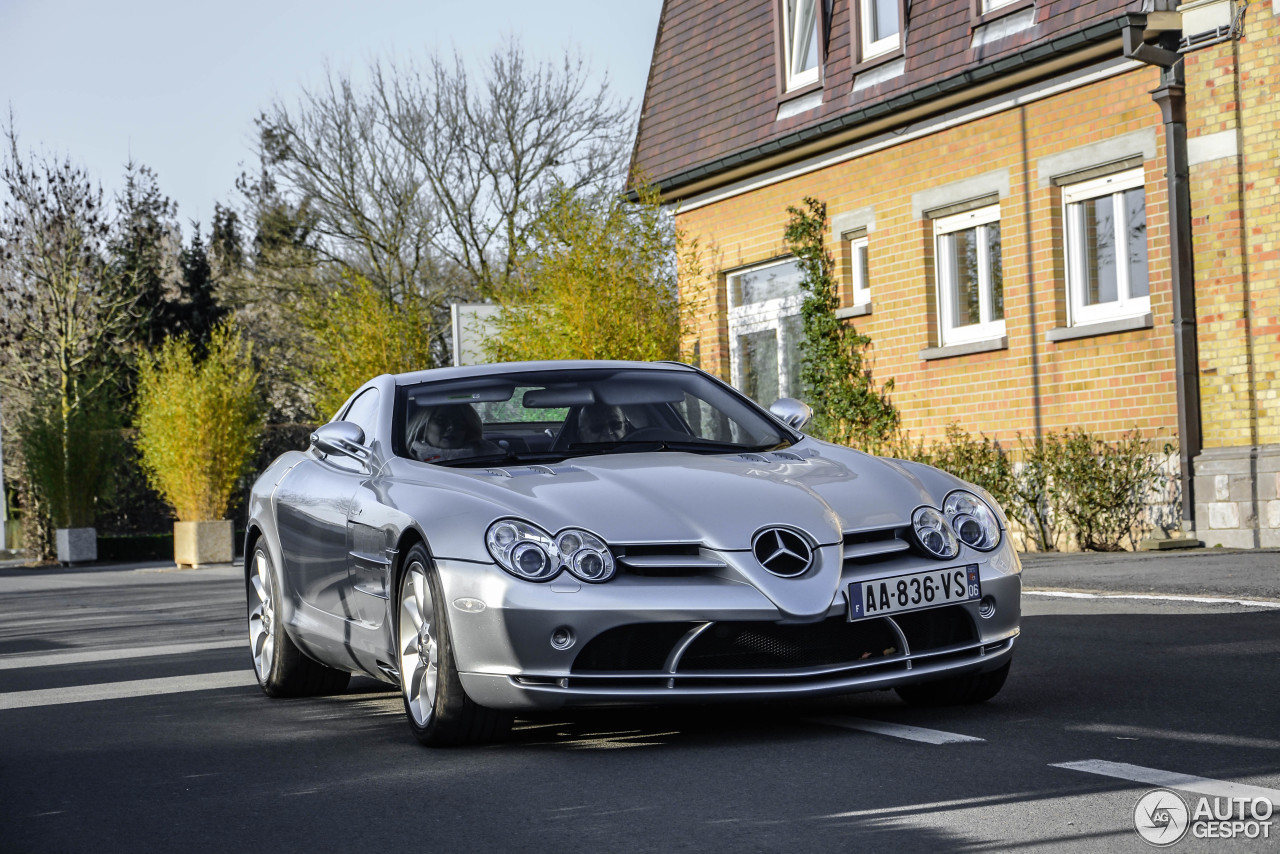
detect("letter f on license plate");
top-left (848, 565), bottom-right (981, 621)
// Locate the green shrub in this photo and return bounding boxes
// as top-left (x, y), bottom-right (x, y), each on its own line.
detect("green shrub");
top-left (886, 424), bottom-right (1172, 552)
top-left (302, 274), bottom-right (438, 420)
top-left (1046, 428), bottom-right (1170, 552)
top-left (135, 325), bottom-right (264, 522)
top-left (783, 197), bottom-right (898, 447)
top-left (16, 391), bottom-right (120, 530)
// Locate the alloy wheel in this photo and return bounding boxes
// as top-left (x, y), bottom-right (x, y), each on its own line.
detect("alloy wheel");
top-left (398, 562), bottom-right (438, 726)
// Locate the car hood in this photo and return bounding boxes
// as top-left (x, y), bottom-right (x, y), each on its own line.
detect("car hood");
top-left (413, 440), bottom-right (934, 552)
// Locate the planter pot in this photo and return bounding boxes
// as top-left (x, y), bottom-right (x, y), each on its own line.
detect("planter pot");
top-left (174, 520), bottom-right (234, 568)
top-left (56, 527), bottom-right (97, 565)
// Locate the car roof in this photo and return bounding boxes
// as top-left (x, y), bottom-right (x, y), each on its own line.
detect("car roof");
top-left (392, 360), bottom-right (698, 387)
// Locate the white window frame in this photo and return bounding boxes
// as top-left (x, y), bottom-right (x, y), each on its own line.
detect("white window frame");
top-left (1063, 168), bottom-right (1150, 326)
top-left (782, 0), bottom-right (821, 91)
top-left (727, 258), bottom-right (806, 403)
top-left (849, 234), bottom-right (871, 307)
top-left (934, 204), bottom-right (1005, 347)
top-left (981, 0), bottom-right (1020, 13)
top-left (860, 0), bottom-right (901, 60)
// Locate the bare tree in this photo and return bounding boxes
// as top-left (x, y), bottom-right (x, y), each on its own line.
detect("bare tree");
top-left (377, 40), bottom-right (635, 294)
top-left (258, 66), bottom-right (438, 303)
top-left (0, 129), bottom-right (142, 417)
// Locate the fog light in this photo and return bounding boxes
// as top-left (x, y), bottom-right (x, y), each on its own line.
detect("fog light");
top-left (978, 596), bottom-right (996, 619)
top-left (550, 626), bottom-right (575, 650)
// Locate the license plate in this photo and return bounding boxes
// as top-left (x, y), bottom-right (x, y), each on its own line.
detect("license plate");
top-left (848, 565), bottom-right (981, 621)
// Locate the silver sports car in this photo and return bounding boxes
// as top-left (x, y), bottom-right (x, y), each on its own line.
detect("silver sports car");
top-left (245, 360), bottom-right (1021, 745)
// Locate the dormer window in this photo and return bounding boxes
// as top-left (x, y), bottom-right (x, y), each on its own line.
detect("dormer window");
top-left (859, 0), bottom-right (901, 60)
top-left (782, 0), bottom-right (821, 91)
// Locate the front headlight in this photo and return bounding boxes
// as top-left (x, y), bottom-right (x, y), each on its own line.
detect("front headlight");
top-left (486, 519), bottom-right (557, 581)
top-left (944, 490), bottom-right (1002, 551)
top-left (556, 529), bottom-right (615, 583)
top-left (485, 519), bottom-right (616, 582)
top-left (911, 506), bottom-right (959, 559)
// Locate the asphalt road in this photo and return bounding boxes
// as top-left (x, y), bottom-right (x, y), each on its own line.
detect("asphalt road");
top-left (1, 552), bottom-right (1277, 853)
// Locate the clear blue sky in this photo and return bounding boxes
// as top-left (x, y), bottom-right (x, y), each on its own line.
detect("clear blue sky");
top-left (0, 0), bottom-right (662, 235)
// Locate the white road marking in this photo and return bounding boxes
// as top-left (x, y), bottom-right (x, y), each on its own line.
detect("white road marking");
top-left (804, 716), bottom-right (984, 744)
top-left (1025, 590), bottom-right (1280, 609)
top-left (0, 671), bottom-right (258, 710)
top-left (0, 639), bottom-right (243, 671)
top-left (1051, 760), bottom-right (1280, 801)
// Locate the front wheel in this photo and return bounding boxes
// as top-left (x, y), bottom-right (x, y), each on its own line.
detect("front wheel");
top-left (396, 544), bottom-right (512, 746)
top-left (895, 660), bottom-right (1011, 707)
top-left (247, 545), bottom-right (350, 697)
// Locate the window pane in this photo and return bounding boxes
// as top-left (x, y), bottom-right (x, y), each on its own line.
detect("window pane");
top-left (788, 0), bottom-right (819, 76)
top-left (871, 0), bottom-right (899, 42)
top-left (740, 329), bottom-right (780, 405)
top-left (780, 313), bottom-right (804, 398)
top-left (1125, 187), bottom-right (1149, 298)
top-left (987, 222), bottom-right (1003, 321)
top-left (1080, 195), bottom-right (1118, 306)
top-left (732, 259), bottom-right (804, 306)
top-left (946, 228), bottom-right (982, 328)
top-left (857, 242), bottom-right (871, 297)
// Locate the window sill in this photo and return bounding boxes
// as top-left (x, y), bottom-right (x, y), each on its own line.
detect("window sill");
top-left (836, 303), bottom-right (872, 319)
top-left (850, 46), bottom-right (905, 76)
top-left (776, 79), bottom-right (823, 105)
top-left (1046, 312), bottom-right (1153, 343)
top-left (920, 336), bottom-right (1007, 361)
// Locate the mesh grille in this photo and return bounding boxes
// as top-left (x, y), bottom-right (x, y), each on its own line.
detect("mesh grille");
top-left (679, 617), bottom-right (900, 671)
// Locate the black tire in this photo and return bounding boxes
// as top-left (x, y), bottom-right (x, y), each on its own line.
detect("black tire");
top-left (895, 660), bottom-right (1011, 707)
top-left (396, 543), bottom-right (512, 746)
top-left (247, 545), bottom-right (351, 698)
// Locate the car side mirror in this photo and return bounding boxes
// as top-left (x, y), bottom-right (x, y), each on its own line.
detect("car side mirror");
top-left (769, 398), bottom-right (813, 431)
top-left (311, 421), bottom-right (371, 461)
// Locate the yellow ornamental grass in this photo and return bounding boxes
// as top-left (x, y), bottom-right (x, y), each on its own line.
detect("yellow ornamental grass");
top-left (303, 275), bottom-right (439, 419)
top-left (484, 184), bottom-right (695, 363)
top-left (136, 326), bottom-right (265, 522)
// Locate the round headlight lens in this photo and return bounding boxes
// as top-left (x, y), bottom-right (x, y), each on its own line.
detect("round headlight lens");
top-left (485, 519), bottom-right (557, 581)
top-left (912, 505), bottom-right (959, 559)
top-left (559, 528), bottom-right (615, 583)
top-left (943, 490), bottom-right (1002, 551)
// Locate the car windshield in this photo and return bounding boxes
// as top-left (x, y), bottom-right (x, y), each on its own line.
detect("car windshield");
top-left (396, 366), bottom-right (794, 466)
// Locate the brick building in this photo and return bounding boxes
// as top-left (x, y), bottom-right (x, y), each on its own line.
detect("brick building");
top-left (630, 0), bottom-right (1279, 548)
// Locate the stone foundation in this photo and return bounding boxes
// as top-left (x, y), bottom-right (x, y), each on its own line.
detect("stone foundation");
top-left (1193, 444), bottom-right (1280, 549)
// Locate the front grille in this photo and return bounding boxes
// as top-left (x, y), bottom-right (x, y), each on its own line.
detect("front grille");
top-left (893, 606), bottom-right (977, 650)
top-left (679, 617), bottom-right (900, 671)
top-left (572, 622), bottom-right (700, 671)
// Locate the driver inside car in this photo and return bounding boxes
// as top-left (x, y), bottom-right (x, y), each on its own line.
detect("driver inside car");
top-left (577, 404), bottom-right (629, 444)
top-left (408, 404), bottom-right (499, 462)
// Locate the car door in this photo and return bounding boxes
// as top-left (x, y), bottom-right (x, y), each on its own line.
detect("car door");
top-left (340, 388), bottom-right (395, 628)
top-left (274, 389), bottom-right (379, 620)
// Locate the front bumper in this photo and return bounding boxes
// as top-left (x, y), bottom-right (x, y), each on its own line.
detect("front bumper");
top-left (435, 541), bottom-right (1022, 710)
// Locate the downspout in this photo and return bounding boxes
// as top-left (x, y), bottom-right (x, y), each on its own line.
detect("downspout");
top-left (1123, 23), bottom-right (1201, 534)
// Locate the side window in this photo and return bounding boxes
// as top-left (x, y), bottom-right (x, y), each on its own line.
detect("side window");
top-left (1063, 169), bottom-right (1149, 326)
top-left (341, 388), bottom-right (381, 439)
top-left (934, 204), bottom-right (1004, 347)
top-left (780, 0), bottom-right (822, 91)
top-left (857, 0), bottom-right (902, 62)
top-left (727, 258), bottom-right (805, 405)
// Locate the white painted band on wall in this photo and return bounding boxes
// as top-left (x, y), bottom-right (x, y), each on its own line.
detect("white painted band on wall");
top-left (1188, 129), bottom-right (1240, 165)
